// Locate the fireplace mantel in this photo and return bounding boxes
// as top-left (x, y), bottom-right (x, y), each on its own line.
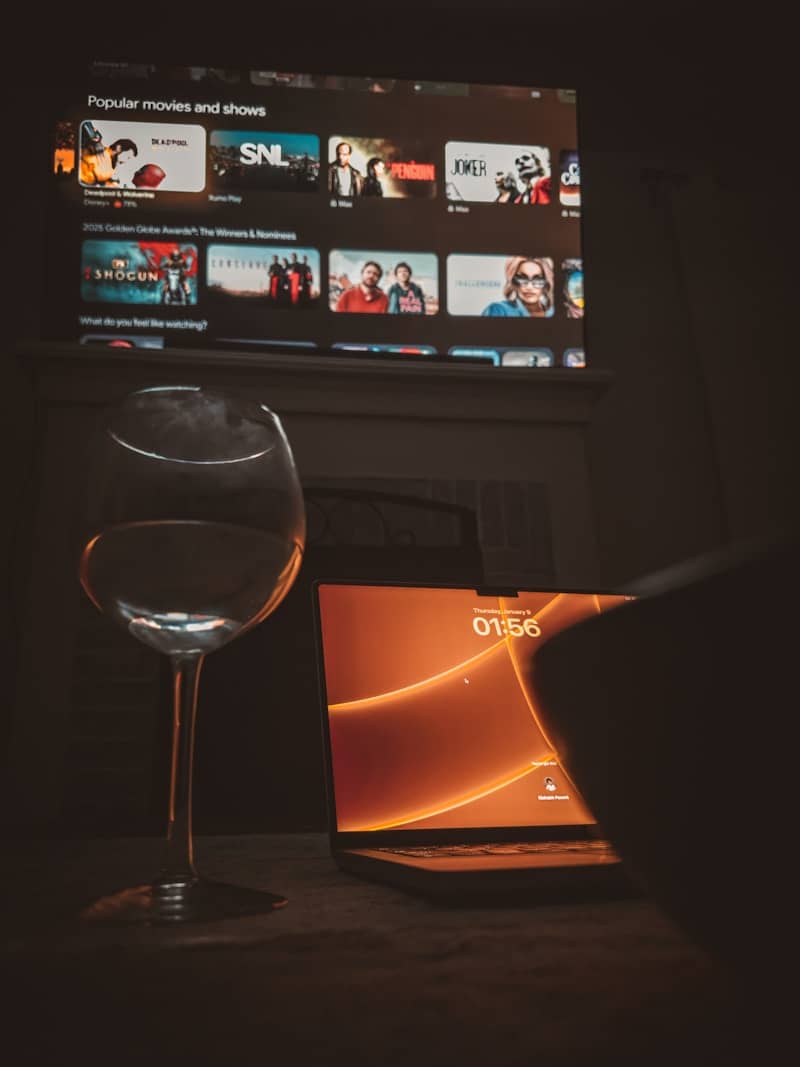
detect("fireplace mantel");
top-left (17, 341), bottom-right (614, 423)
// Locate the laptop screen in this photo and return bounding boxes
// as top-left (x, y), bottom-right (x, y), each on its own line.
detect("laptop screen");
top-left (315, 582), bottom-right (631, 834)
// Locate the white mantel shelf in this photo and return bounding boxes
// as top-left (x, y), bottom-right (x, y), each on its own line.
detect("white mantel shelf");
top-left (18, 341), bottom-right (615, 425)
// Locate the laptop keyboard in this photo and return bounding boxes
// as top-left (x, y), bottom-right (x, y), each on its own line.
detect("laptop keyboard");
top-left (375, 840), bottom-right (616, 858)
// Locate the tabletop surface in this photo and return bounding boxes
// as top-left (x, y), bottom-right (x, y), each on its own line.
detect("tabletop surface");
top-left (0, 832), bottom-right (761, 1066)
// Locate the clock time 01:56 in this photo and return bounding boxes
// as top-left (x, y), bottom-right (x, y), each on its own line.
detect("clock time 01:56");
top-left (472, 616), bottom-right (541, 638)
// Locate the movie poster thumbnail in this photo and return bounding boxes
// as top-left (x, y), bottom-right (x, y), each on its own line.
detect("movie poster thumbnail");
top-left (501, 348), bottom-right (555, 367)
top-left (561, 259), bottom-right (584, 318)
top-left (80, 333), bottom-right (165, 349)
top-left (563, 348), bottom-right (586, 368)
top-left (329, 251), bottom-right (439, 315)
top-left (332, 343), bottom-right (437, 356)
top-left (446, 255), bottom-right (555, 318)
top-left (209, 131), bottom-right (320, 192)
top-left (206, 245), bottom-right (321, 307)
top-left (447, 347), bottom-right (555, 367)
top-left (54, 120), bottom-right (75, 177)
top-left (559, 150), bottom-right (581, 207)
top-left (214, 338), bottom-right (318, 353)
top-left (448, 347), bottom-right (501, 366)
top-left (78, 120), bottom-right (206, 191)
top-left (81, 241), bottom-right (199, 305)
top-left (444, 143), bottom-right (551, 204)
top-left (327, 137), bottom-right (437, 199)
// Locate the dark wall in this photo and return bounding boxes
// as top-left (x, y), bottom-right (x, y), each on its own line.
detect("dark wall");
top-left (3, 1), bottom-right (796, 836)
top-left (7, 1), bottom-right (796, 586)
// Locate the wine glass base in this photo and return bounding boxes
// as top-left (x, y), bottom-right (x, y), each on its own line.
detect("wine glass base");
top-left (80, 877), bottom-right (288, 925)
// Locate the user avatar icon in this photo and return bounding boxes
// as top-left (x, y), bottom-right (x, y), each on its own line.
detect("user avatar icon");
top-left (544, 776), bottom-right (557, 792)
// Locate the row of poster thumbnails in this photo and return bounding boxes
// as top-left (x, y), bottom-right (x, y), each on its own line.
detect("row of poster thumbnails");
top-left (81, 242), bottom-right (585, 320)
top-left (79, 334), bottom-right (586, 369)
top-left (56, 121), bottom-right (580, 206)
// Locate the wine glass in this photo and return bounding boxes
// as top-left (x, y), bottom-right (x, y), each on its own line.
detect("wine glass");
top-left (77, 385), bottom-right (306, 923)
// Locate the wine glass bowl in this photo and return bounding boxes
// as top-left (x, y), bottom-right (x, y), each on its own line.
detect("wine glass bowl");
top-left (77, 385), bottom-right (305, 923)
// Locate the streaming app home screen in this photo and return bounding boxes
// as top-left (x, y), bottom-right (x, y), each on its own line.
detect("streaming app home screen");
top-left (46, 64), bottom-right (585, 367)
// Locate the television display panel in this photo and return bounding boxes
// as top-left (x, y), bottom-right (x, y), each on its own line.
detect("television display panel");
top-left (45, 62), bottom-right (586, 368)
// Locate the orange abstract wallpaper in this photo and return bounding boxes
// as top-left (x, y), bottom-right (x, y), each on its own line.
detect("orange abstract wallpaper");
top-left (319, 585), bottom-right (629, 832)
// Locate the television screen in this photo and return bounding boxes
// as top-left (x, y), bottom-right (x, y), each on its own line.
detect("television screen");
top-left (45, 61), bottom-right (585, 369)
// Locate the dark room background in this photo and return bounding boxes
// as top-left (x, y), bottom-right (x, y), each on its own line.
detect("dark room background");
top-left (3, 2), bottom-right (795, 836)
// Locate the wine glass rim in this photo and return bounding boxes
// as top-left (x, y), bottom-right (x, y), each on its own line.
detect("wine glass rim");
top-left (140, 385), bottom-right (201, 393)
top-left (106, 431), bottom-right (277, 465)
top-left (108, 385), bottom-right (287, 465)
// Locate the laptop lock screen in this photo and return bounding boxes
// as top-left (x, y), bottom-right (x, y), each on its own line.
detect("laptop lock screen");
top-left (316, 583), bottom-right (630, 834)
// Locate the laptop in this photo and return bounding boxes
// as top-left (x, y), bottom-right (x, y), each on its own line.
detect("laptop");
top-left (312, 579), bottom-right (640, 905)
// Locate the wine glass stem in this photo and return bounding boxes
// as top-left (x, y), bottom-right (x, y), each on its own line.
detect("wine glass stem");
top-left (162, 651), bottom-right (205, 884)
